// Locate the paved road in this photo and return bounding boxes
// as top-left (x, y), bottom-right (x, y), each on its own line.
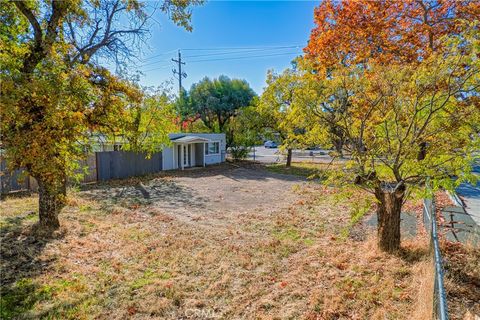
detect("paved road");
top-left (456, 164), bottom-right (480, 226)
top-left (440, 163), bottom-right (480, 244)
top-left (246, 147), bottom-right (480, 240)
top-left (247, 146), bottom-right (340, 164)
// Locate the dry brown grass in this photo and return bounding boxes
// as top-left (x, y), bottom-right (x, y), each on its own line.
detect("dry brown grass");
top-left (410, 260), bottom-right (434, 320)
top-left (442, 241), bottom-right (480, 320)
top-left (0, 166), bottom-right (459, 319)
top-left (0, 194), bottom-right (38, 218)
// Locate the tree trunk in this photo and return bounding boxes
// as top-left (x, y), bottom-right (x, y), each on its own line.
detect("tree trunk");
top-left (333, 139), bottom-right (344, 158)
top-left (37, 177), bottom-right (66, 230)
top-left (226, 128), bottom-right (234, 149)
top-left (286, 148), bottom-right (292, 167)
top-left (374, 185), bottom-right (405, 253)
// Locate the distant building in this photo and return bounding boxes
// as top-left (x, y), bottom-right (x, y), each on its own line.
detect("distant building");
top-left (88, 132), bottom-right (227, 170)
top-left (163, 133), bottom-right (226, 170)
top-left (1, 133), bottom-right (227, 193)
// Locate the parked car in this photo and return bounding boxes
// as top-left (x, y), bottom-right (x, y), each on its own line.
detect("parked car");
top-left (264, 140), bottom-right (278, 148)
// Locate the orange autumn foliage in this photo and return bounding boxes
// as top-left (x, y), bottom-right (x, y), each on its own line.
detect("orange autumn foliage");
top-left (305, 0), bottom-right (480, 68)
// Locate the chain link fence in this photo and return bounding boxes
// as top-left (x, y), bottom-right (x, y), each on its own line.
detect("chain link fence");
top-left (422, 197), bottom-right (449, 320)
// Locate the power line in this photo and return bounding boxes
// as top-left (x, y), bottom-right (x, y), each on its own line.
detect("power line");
top-left (188, 51), bottom-right (302, 63)
top-left (139, 45), bottom-right (304, 66)
top-left (140, 46), bottom-right (303, 68)
top-left (141, 63), bottom-right (173, 73)
top-left (140, 59), bottom-right (171, 68)
top-left (141, 49), bottom-right (303, 73)
top-left (183, 46), bottom-right (301, 58)
top-left (181, 44), bottom-right (304, 51)
top-left (138, 49), bottom-right (178, 63)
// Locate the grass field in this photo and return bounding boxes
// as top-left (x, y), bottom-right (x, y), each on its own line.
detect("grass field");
top-left (265, 162), bottom-right (340, 179)
top-left (0, 164), bottom-right (478, 319)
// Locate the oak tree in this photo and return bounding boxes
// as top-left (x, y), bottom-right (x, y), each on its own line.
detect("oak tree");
top-left (0, 0), bottom-right (201, 231)
top-left (259, 68), bottom-right (309, 167)
top-left (302, 26), bottom-right (479, 252)
top-left (303, 0), bottom-right (480, 252)
top-left (182, 75), bottom-right (256, 146)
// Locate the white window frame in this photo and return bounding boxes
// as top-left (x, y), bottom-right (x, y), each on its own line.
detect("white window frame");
top-left (205, 141), bottom-right (220, 156)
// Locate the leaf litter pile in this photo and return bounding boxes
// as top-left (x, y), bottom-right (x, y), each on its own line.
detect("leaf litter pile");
top-left (1, 164), bottom-right (478, 319)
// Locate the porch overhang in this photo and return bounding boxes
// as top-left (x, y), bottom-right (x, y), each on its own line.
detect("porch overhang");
top-left (170, 135), bottom-right (211, 144)
top-left (171, 136), bottom-right (208, 170)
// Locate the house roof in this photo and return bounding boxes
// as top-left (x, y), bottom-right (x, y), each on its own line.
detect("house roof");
top-left (170, 135), bottom-right (211, 144)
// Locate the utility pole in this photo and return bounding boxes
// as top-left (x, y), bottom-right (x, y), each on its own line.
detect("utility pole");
top-left (172, 49), bottom-right (186, 94)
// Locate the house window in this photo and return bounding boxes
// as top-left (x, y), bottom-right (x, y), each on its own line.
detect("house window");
top-left (205, 142), bottom-right (219, 155)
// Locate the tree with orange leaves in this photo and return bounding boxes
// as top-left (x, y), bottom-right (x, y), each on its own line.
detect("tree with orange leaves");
top-left (301, 1), bottom-right (480, 253)
top-left (305, 0), bottom-right (479, 68)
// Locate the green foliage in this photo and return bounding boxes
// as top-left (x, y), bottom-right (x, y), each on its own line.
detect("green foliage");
top-left (298, 23), bottom-right (480, 194)
top-left (161, 0), bottom-right (205, 32)
top-left (0, 278), bottom-right (53, 319)
top-left (295, 60), bottom-right (350, 156)
top-left (120, 87), bottom-right (177, 155)
top-left (227, 103), bottom-right (263, 159)
top-left (179, 75), bottom-right (256, 139)
top-left (229, 147), bottom-right (250, 160)
top-left (258, 68), bottom-right (310, 152)
top-left (0, 2), bottom-right (28, 73)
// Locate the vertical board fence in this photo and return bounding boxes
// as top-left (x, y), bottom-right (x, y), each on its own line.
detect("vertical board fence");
top-left (77, 154), bottom-right (97, 183)
top-left (422, 197), bottom-right (449, 320)
top-left (1, 151), bottom-right (163, 195)
top-left (0, 160), bottom-right (30, 194)
top-left (96, 151), bottom-right (162, 181)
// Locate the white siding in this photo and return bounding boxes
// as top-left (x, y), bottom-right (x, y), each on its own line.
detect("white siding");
top-left (168, 133), bottom-right (226, 166)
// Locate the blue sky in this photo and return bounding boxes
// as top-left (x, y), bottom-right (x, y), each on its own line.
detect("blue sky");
top-left (136, 1), bottom-right (320, 95)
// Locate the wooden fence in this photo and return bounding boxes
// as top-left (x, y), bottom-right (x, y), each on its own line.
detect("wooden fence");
top-left (95, 151), bottom-right (162, 181)
top-left (77, 154), bottom-right (97, 183)
top-left (0, 160), bottom-right (37, 194)
top-left (0, 151), bottom-right (163, 194)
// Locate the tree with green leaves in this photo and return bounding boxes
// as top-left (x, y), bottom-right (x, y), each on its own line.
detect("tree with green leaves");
top-left (181, 75), bottom-right (256, 145)
top-left (0, 0), bottom-right (201, 231)
top-left (259, 68), bottom-right (308, 167)
top-left (294, 63), bottom-right (348, 158)
top-left (300, 26), bottom-right (479, 252)
top-left (227, 100), bottom-right (264, 160)
top-left (121, 86), bottom-right (178, 154)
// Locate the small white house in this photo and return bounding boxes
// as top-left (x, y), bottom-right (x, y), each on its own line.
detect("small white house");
top-left (162, 133), bottom-right (226, 170)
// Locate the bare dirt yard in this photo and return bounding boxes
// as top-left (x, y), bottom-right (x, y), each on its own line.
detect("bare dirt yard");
top-left (80, 163), bottom-right (306, 227)
top-left (1, 162), bottom-right (479, 319)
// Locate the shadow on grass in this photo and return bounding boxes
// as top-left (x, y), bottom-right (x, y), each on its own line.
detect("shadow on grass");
top-left (396, 243), bottom-right (430, 264)
top-left (80, 178), bottom-right (210, 211)
top-left (0, 214), bottom-right (64, 319)
top-left (79, 162), bottom-right (307, 193)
